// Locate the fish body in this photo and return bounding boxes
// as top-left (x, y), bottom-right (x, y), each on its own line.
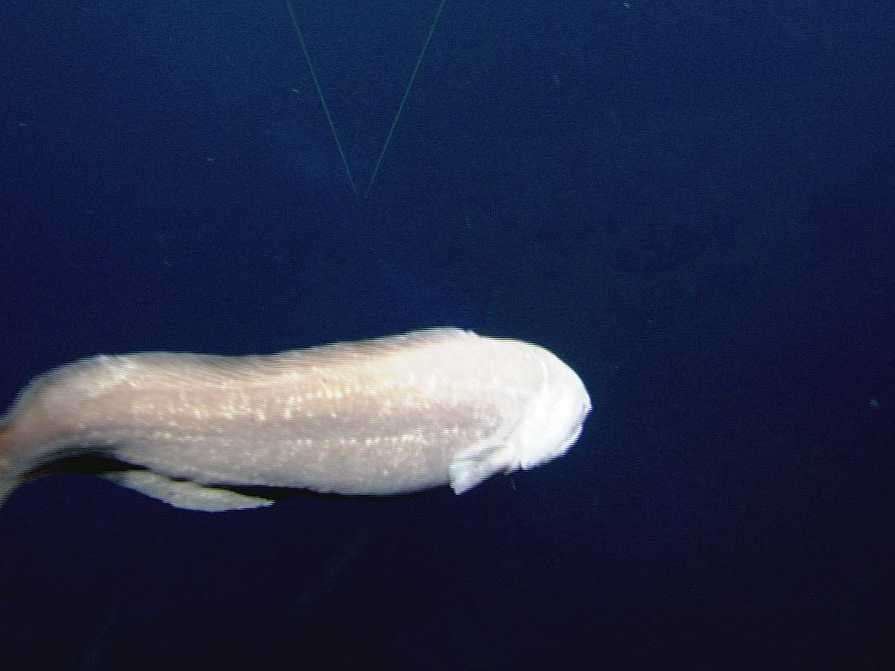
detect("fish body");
top-left (0, 329), bottom-right (590, 511)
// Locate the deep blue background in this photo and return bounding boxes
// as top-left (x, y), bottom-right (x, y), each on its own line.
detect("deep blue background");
top-left (1, 1), bottom-right (893, 668)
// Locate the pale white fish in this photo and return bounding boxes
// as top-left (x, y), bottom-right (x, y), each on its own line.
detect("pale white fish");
top-left (0, 328), bottom-right (590, 512)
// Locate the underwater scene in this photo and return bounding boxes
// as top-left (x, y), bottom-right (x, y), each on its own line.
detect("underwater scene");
top-left (1, 1), bottom-right (893, 668)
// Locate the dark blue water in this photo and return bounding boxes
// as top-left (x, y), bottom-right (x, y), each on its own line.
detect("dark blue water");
top-left (1, 1), bottom-right (893, 668)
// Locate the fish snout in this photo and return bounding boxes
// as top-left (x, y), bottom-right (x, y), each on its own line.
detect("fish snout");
top-left (511, 352), bottom-right (591, 472)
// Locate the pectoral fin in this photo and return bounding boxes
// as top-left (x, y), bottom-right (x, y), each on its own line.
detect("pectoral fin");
top-left (103, 470), bottom-right (274, 512)
top-left (449, 442), bottom-right (512, 494)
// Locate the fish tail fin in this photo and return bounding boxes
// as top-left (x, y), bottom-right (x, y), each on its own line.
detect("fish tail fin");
top-left (0, 424), bottom-right (24, 509)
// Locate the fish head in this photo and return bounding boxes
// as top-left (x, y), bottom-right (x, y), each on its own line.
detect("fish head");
top-left (509, 347), bottom-right (591, 472)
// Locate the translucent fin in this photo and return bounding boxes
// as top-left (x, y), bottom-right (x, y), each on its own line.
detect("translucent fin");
top-left (103, 470), bottom-right (274, 512)
top-left (448, 442), bottom-right (512, 494)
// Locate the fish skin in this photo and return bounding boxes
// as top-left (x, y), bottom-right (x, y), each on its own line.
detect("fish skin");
top-left (0, 329), bottom-right (590, 511)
